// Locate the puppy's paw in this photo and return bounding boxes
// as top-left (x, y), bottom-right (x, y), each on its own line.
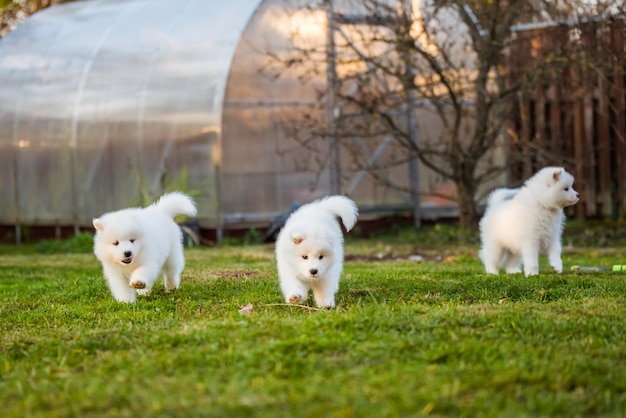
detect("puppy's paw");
top-left (129, 280), bottom-right (146, 289)
top-left (164, 282), bottom-right (178, 292)
top-left (287, 294), bottom-right (303, 304)
top-left (137, 288), bottom-right (150, 296)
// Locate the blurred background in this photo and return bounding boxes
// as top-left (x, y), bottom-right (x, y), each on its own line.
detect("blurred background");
top-left (0, 0), bottom-right (624, 243)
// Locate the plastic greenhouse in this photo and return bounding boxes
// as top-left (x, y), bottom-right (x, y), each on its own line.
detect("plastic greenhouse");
top-left (0, 0), bottom-right (458, 243)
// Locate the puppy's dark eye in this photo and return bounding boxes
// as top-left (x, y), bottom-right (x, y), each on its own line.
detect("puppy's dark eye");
top-left (130, 239), bottom-right (135, 243)
top-left (564, 187), bottom-right (569, 191)
top-left (113, 241), bottom-right (119, 246)
top-left (302, 255), bottom-right (308, 260)
top-left (319, 255), bottom-right (324, 260)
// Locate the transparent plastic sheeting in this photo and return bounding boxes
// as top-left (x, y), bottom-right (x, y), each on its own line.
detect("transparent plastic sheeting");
top-left (0, 0), bottom-right (451, 233)
top-left (0, 0), bottom-right (260, 228)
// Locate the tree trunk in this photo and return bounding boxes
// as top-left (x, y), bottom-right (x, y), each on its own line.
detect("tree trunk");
top-left (456, 178), bottom-right (479, 231)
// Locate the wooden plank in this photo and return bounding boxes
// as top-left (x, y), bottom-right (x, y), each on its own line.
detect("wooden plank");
top-left (547, 84), bottom-right (562, 158)
top-left (534, 92), bottom-right (545, 165)
top-left (582, 23), bottom-right (597, 217)
top-left (535, 75), bottom-right (547, 166)
top-left (549, 27), bottom-right (565, 159)
top-left (561, 49), bottom-right (575, 165)
top-left (571, 60), bottom-right (587, 219)
top-left (573, 105), bottom-right (586, 219)
top-left (612, 19), bottom-right (626, 217)
top-left (596, 67), bottom-right (612, 217)
top-left (582, 89), bottom-right (596, 216)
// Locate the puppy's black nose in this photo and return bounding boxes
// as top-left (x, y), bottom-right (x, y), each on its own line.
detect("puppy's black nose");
top-left (309, 268), bottom-right (318, 275)
top-left (124, 251), bottom-right (132, 257)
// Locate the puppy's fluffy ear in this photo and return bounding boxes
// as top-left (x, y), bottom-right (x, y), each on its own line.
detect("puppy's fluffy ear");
top-left (93, 218), bottom-right (105, 231)
top-left (290, 231), bottom-right (306, 245)
top-left (546, 168), bottom-right (563, 187)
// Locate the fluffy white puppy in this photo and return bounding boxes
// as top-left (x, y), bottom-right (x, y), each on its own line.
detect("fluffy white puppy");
top-left (479, 167), bottom-right (579, 277)
top-left (93, 192), bottom-right (197, 302)
top-left (275, 195), bottom-right (358, 308)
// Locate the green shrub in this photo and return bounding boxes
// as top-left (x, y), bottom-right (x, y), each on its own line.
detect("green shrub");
top-left (35, 232), bottom-right (94, 254)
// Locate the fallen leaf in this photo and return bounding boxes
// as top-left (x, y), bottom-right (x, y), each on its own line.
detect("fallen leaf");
top-left (238, 303), bottom-right (254, 315)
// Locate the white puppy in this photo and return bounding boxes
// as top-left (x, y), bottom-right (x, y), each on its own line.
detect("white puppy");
top-left (275, 195), bottom-right (358, 308)
top-left (479, 167), bottom-right (579, 277)
top-left (93, 192), bottom-right (197, 302)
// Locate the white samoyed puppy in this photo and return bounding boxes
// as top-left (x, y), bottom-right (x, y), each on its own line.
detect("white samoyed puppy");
top-left (93, 192), bottom-right (197, 302)
top-left (275, 195), bottom-right (358, 308)
top-left (479, 167), bottom-right (579, 277)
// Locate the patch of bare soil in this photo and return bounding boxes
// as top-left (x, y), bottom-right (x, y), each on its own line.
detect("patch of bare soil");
top-left (345, 250), bottom-right (470, 263)
top-left (196, 269), bottom-right (262, 280)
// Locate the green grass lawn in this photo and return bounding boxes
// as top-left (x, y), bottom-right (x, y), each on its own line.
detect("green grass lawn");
top-left (1, 227), bottom-right (626, 417)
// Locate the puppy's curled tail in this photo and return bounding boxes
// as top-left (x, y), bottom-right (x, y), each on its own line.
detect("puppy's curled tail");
top-left (152, 192), bottom-right (197, 218)
top-left (314, 195), bottom-right (358, 231)
top-left (486, 188), bottom-right (518, 208)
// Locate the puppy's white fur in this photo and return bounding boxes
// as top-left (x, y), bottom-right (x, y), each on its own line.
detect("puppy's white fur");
top-left (479, 167), bottom-right (579, 277)
top-left (275, 195), bottom-right (358, 308)
top-left (93, 192), bottom-right (197, 302)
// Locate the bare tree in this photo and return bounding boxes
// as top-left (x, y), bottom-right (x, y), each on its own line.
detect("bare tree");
top-left (0, 0), bottom-right (77, 38)
top-left (264, 0), bottom-right (621, 230)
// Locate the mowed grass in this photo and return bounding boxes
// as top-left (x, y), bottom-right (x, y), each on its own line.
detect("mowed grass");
top-left (1, 230), bottom-right (626, 417)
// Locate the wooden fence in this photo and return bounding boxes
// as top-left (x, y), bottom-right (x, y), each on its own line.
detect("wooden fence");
top-left (505, 18), bottom-right (626, 219)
